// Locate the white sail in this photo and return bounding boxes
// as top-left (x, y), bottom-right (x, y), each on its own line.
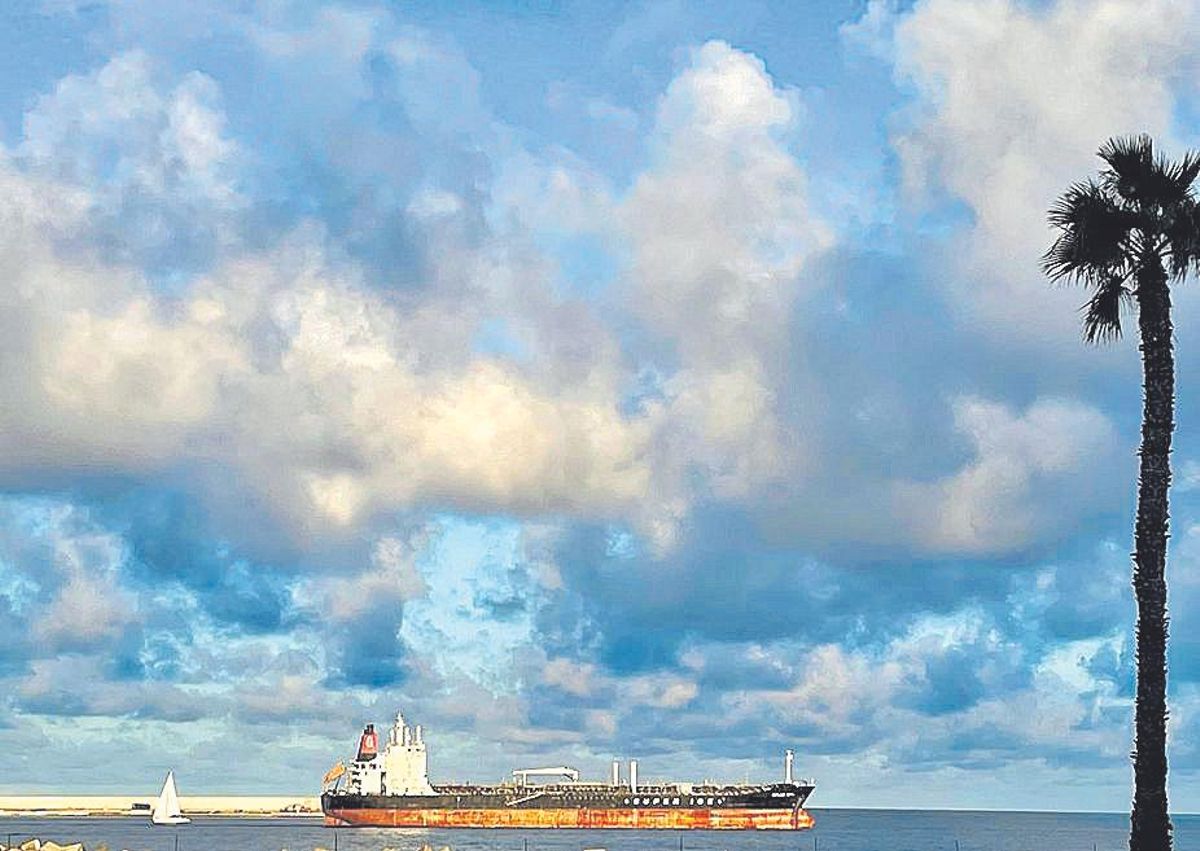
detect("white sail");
top-left (151, 770), bottom-right (191, 825)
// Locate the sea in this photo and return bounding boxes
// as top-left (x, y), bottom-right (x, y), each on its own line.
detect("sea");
top-left (1, 811), bottom-right (1198, 851)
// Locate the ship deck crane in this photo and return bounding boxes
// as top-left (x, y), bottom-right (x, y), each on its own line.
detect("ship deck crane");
top-left (512, 766), bottom-right (580, 785)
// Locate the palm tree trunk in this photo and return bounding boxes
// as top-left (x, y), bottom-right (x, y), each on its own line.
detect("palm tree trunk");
top-left (1130, 257), bottom-right (1174, 851)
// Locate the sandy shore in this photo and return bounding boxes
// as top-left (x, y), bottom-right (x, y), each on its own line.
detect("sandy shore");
top-left (0, 797), bottom-right (320, 817)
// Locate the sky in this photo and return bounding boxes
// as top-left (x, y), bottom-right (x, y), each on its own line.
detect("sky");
top-left (1, 0), bottom-right (1200, 813)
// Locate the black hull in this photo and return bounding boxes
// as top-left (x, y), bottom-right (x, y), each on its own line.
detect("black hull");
top-left (322, 783), bottom-right (816, 830)
top-left (327, 782), bottom-right (810, 811)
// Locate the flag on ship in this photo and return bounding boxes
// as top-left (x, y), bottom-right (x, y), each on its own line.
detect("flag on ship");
top-left (323, 762), bottom-right (347, 787)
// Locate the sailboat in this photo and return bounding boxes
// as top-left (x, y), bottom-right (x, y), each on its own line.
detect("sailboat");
top-left (151, 770), bottom-right (190, 825)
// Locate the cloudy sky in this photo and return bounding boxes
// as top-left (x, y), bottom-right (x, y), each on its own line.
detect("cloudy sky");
top-left (1, 0), bottom-right (1200, 812)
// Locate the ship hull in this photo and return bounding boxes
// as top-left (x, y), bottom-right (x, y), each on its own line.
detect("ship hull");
top-left (323, 786), bottom-right (814, 830)
top-left (323, 806), bottom-right (814, 830)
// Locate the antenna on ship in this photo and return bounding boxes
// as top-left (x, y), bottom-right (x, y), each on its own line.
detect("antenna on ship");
top-left (785, 749), bottom-right (794, 784)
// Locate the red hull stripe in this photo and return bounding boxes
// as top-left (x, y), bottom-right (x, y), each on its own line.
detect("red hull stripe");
top-left (324, 807), bottom-right (815, 830)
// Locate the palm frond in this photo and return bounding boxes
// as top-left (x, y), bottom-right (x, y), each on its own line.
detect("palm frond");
top-left (1100, 134), bottom-right (1197, 210)
top-left (1166, 198), bottom-right (1200, 280)
top-left (1168, 150), bottom-right (1200, 195)
top-left (1082, 274), bottom-right (1132, 344)
top-left (1043, 179), bottom-right (1135, 281)
top-left (1099, 135), bottom-right (1156, 199)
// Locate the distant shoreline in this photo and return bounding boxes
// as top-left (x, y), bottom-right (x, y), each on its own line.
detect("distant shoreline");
top-left (0, 797), bottom-right (321, 818)
top-left (1, 801), bottom-right (1196, 819)
top-left (0, 813), bottom-right (321, 819)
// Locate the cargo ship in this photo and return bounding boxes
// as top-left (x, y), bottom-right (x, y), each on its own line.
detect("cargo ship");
top-left (320, 712), bottom-right (815, 830)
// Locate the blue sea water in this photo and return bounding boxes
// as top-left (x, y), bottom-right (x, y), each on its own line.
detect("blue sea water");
top-left (1, 812), bottom-right (1197, 851)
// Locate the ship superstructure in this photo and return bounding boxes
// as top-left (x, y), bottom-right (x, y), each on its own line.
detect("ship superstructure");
top-left (321, 712), bottom-right (815, 830)
top-left (341, 713), bottom-right (436, 797)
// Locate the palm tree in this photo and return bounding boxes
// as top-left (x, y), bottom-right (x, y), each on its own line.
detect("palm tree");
top-left (1044, 135), bottom-right (1200, 851)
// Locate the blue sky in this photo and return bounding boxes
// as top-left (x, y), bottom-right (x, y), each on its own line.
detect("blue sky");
top-left (1, 0), bottom-right (1200, 812)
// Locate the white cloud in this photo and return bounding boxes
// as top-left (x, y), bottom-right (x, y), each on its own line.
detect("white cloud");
top-left (1177, 460), bottom-right (1200, 493)
top-left (742, 643), bottom-right (907, 734)
top-left (0, 166), bottom-right (656, 531)
top-left (896, 396), bottom-right (1119, 553)
top-left (19, 51), bottom-right (243, 267)
top-left (542, 658), bottom-right (599, 698)
top-left (717, 609), bottom-right (1136, 788)
top-left (623, 673), bottom-right (699, 709)
top-left (840, 0), bottom-right (901, 61)
top-left (0, 154), bottom-right (247, 469)
top-left (0, 37), bottom-right (842, 554)
top-left (44, 297), bottom-right (245, 430)
top-left (540, 657), bottom-right (698, 709)
top-left (301, 531), bottom-right (430, 623)
top-left (876, 0), bottom-right (1200, 339)
top-left (625, 41), bottom-right (826, 363)
top-left (16, 656), bottom-right (203, 722)
top-left (620, 41), bottom-right (832, 538)
top-left (28, 508), bottom-right (136, 652)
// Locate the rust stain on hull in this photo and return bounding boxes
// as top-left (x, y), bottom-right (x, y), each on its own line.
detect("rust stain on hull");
top-left (324, 807), bottom-right (815, 830)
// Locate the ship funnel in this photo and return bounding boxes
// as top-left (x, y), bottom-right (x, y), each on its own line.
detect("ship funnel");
top-left (629, 759), bottom-right (638, 793)
top-left (415, 725), bottom-right (423, 745)
top-left (611, 760), bottom-right (620, 787)
top-left (356, 724), bottom-right (379, 762)
top-left (784, 749), bottom-right (794, 784)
